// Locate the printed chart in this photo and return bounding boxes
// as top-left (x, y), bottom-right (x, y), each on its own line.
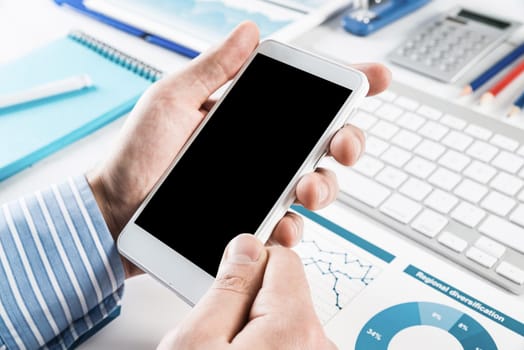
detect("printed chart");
top-left (356, 302), bottom-right (498, 350)
top-left (294, 218), bottom-right (383, 324)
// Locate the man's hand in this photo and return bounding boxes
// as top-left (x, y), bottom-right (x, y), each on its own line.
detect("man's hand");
top-left (86, 21), bottom-right (391, 277)
top-left (157, 234), bottom-right (337, 350)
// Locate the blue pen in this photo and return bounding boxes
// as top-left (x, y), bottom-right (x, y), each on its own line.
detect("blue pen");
top-left (508, 89), bottom-right (524, 117)
top-left (462, 41), bottom-right (524, 96)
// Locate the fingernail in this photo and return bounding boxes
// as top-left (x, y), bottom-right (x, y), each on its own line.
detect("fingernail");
top-left (227, 234), bottom-right (262, 263)
top-left (318, 181), bottom-right (329, 204)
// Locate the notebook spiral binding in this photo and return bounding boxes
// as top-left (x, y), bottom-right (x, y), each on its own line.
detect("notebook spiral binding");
top-left (68, 30), bottom-right (163, 83)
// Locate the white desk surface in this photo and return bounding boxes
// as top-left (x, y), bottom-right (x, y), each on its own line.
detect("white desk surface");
top-left (1, 1), bottom-right (524, 348)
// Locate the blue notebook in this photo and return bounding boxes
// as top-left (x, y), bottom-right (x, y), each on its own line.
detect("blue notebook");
top-left (0, 30), bottom-right (162, 181)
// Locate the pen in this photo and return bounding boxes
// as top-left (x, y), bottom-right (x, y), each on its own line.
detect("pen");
top-left (0, 74), bottom-right (93, 109)
top-left (461, 42), bottom-right (524, 96)
top-left (508, 89), bottom-right (524, 117)
top-left (480, 59), bottom-right (524, 105)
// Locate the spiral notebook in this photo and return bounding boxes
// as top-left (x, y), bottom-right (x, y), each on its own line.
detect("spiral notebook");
top-left (0, 30), bottom-right (163, 181)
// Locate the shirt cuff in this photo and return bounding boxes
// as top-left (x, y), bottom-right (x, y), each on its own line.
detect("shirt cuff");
top-left (0, 175), bottom-right (125, 350)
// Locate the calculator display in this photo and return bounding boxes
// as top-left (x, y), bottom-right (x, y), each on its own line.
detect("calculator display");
top-left (458, 9), bottom-right (511, 29)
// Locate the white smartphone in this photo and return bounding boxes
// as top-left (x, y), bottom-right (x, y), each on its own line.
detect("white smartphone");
top-left (117, 39), bottom-right (369, 305)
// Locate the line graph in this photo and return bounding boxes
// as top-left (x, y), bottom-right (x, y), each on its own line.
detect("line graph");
top-left (294, 220), bottom-right (383, 324)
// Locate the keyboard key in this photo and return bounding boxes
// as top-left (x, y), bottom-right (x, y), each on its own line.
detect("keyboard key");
top-left (451, 201), bottom-right (485, 228)
top-left (518, 145), bottom-right (524, 158)
top-left (353, 155), bottom-right (384, 177)
top-left (464, 124), bottom-right (492, 140)
top-left (490, 134), bottom-right (519, 151)
top-left (396, 112), bottom-right (426, 131)
top-left (466, 246), bottom-right (497, 268)
top-left (491, 151), bottom-right (524, 174)
top-left (350, 111), bottom-right (377, 130)
top-left (454, 179), bottom-right (488, 203)
top-left (411, 209), bottom-right (448, 238)
top-left (489, 172), bottom-right (523, 196)
top-left (474, 236), bottom-right (506, 258)
top-left (375, 103), bottom-right (403, 121)
top-left (479, 215), bottom-right (524, 254)
top-left (428, 167), bottom-right (461, 191)
top-left (394, 96), bottom-right (419, 111)
top-left (438, 231), bottom-right (468, 252)
top-left (359, 97), bottom-right (382, 113)
top-left (378, 90), bottom-right (396, 102)
top-left (463, 161), bottom-right (496, 184)
top-left (509, 205), bottom-right (524, 228)
top-left (418, 121), bottom-right (449, 141)
top-left (332, 166), bottom-right (391, 208)
top-left (438, 150), bottom-right (470, 172)
top-left (380, 146), bottom-right (412, 167)
top-left (370, 120), bottom-right (399, 140)
top-left (441, 130), bottom-right (473, 151)
top-left (425, 189), bottom-right (458, 214)
top-left (480, 191), bottom-right (516, 216)
top-left (417, 105), bottom-right (442, 120)
top-left (400, 178), bottom-right (433, 201)
top-left (440, 114), bottom-right (466, 130)
top-left (375, 166), bottom-right (408, 189)
top-left (496, 262), bottom-right (524, 285)
top-left (466, 140), bottom-right (498, 163)
top-left (380, 193), bottom-right (422, 224)
top-left (404, 156), bottom-right (436, 179)
top-left (365, 136), bottom-right (389, 157)
top-left (391, 129), bottom-right (422, 150)
top-left (414, 139), bottom-right (445, 161)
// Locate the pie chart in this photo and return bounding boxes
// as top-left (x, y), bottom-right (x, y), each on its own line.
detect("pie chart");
top-left (355, 301), bottom-right (497, 349)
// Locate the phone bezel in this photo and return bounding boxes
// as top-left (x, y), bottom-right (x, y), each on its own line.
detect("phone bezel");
top-left (117, 39), bottom-right (369, 305)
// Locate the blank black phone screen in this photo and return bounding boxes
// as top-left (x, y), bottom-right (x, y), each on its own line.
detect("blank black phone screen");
top-left (135, 53), bottom-right (352, 275)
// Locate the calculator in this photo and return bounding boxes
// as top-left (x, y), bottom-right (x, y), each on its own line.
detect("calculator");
top-left (386, 6), bottom-right (522, 83)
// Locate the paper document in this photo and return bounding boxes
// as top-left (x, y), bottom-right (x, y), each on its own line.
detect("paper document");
top-left (84, 0), bottom-right (351, 54)
top-left (291, 203), bottom-right (524, 349)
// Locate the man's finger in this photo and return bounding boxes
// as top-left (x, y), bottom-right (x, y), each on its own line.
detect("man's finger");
top-left (166, 21), bottom-right (260, 107)
top-left (352, 62), bottom-right (392, 96)
top-left (179, 234), bottom-right (268, 344)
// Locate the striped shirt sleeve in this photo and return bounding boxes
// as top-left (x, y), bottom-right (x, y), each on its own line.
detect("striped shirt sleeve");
top-left (0, 175), bottom-right (125, 350)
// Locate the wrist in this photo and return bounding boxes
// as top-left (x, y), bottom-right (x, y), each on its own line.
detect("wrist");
top-left (86, 170), bottom-right (143, 278)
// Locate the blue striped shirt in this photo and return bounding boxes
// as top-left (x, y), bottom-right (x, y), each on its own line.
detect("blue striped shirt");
top-left (0, 176), bottom-right (125, 350)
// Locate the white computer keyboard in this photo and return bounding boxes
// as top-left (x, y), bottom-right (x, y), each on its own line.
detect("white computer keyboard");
top-left (322, 80), bottom-right (524, 295)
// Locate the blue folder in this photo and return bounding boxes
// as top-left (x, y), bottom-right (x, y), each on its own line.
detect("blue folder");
top-left (0, 30), bottom-right (161, 181)
top-left (54, 0), bottom-right (200, 58)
